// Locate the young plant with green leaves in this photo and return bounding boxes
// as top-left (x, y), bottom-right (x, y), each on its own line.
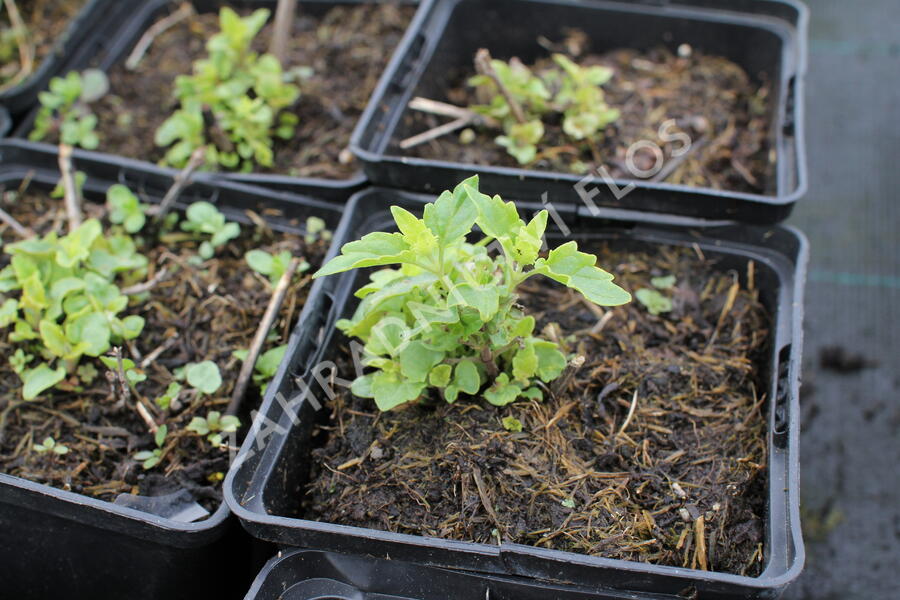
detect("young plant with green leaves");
top-left (469, 53), bottom-right (620, 165)
top-left (134, 425), bottom-right (168, 470)
top-left (30, 69), bottom-right (109, 150)
top-left (313, 176), bottom-right (631, 411)
top-left (155, 8), bottom-right (300, 171)
top-left (0, 205), bottom-right (149, 399)
top-left (33, 436), bottom-right (69, 456)
top-left (187, 411), bottom-right (241, 446)
top-left (233, 344), bottom-right (286, 393)
top-left (635, 274), bottom-right (676, 316)
top-left (181, 201), bottom-right (241, 260)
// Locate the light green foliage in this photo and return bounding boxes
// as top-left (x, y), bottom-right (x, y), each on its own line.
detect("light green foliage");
top-left (30, 69), bottom-right (109, 149)
top-left (650, 275), bottom-right (676, 290)
top-left (34, 436), bottom-right (69, 455)
top-left (181, 202), bottom-right (241, 259)
top-left (134, 425), bottom-right (167, 470)
top-left (106, 184), bottom-right (149, 233)
top-left (313, 176), bottom-right (631, 411)
top-left (245, 249), bottom-right (308, 285)
top-left (502, 416), bottom-right (523, 432)
top-left (185, 360), bottom-right (222, 395)
top-left (635, 288), bottom-right (672, 315)
top-left (469, 54), bottom-right (619, 164)
top-left (0, 204), bottom-right (149, 399)
top-left (155, 8), bottom-right (300, 171)
top-left (305, 216), bottom-right (332, 245)
top-left (233, 344), bottom-right (286, 393)
top-left (187, 411), bottom-right (241, 446)
top-left (155, 381), bottom-right (182, 410)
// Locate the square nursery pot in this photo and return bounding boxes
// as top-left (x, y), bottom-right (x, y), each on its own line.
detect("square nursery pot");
top-left (0, 0), bottom-right (133, 116)
top-left (244, 549), bottom-right (695, 600)
top-left (350, 0), bottom-right (809, 224)
top-left (225, 187), bottom-right (808, 599)
top-left (0, 140), bottom-right (344, 600)
top-left (11, 0), bottom-right (434, 201)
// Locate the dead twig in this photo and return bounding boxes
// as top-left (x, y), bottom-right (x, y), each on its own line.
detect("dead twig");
top-left (269, 0), bottom-right (298, 65)
top-left (140, 333), bottom-right (180, 369)
top-left (125, 2), bottom-right (195, 70)
top-left (57, 144), bottom-right (82, 231)
top-left (152, 146), bottom-right (206, 223)
top-left (617, 389), bottom-right (639, 436)
top-left (400, 116), bottom-right (472, 150)
top-left (0, 0), bottom-right (34, 92)
top-left (650, 136), bottom-right (707, 183)
top-left (0, 204), bottom-right (31, 238)
top-left (112, 347), bottom-right (158, 434)
top-left (474, 48), bottom-right (526, 124)
top-left (226, 257), bottom-right (300, 415)
top-left (121, 267), bottom-right (169, 296)
top-left (472, 465), bottom-right (503, 538)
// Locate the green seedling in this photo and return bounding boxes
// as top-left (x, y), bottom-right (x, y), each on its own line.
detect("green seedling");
top-left (106, 184), bottom-right (149, 233)
top-left (30, 69), bottom-right (109, 149)
top-left (34, 436), bottom-right (69, 455)
top-left (313, 175), bottom-right (631, 411)
top-left (134, 425), bottom-right (167, 470)
top-left (469, 53), bottom-right (619, 165)
top-left (635, 288), bottom-right (672, 316)
top-left (187, 411), bottom-right (241, 446)
top-left (0, 208), bottom-right (149, 399)
top-left (155, 381), bottom-right (182, 410)
top-left (502, 416), bottom-right (523, 432)
top-left (304, 216), bottom-right (332, 245)
top-left (180, 202), bottom-right (241, 259)
top-left (185, 360), bottom-right (222, 395)
top-left (245, 250), bottom-right (308, 285)
top-left (233, 344), bottom-right (286, 393)
top-left (155, 8), bottom-right (300, 171)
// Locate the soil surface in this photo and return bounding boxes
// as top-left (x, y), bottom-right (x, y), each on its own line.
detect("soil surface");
top-left (87, 3), bottom-right (415, 179)
top-left (400, 35), bottom-right (775, 195)
top-left (304, 242), bottom-right (771, 575)
top-left (0, 0), bottom-right (87, 89)
top-left (0, 186), bottom-right (328, 509)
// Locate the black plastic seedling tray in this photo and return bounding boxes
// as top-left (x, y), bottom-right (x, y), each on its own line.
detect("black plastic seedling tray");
top-left (225, 186), bottom-right (808, 599)
top-left (245, 549), bottom-right (686, 600)
top-left (0, 140), bottom-right (344, 600)
top-left (351, 0), bottom-right (808, 224)
top-left (11, 0), bottom-right (433, 201)
top-left (0, 0), bottom-right (132, 117)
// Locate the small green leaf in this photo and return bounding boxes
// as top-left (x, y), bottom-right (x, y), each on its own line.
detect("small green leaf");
top-left (186, 361), bottom-right (222, 395)
top-left (21, 363), bottom-right (66, 400)
top-left (635, 289), bottom-right (673, 316)
top-left (651, 275), bottom-right (676, 290)
top-left (429, 364), bottom-right (452, 387)
top-left (502, 416), bottom-right (523, 432)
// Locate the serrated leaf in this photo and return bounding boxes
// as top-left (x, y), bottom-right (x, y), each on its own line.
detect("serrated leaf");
top-left (635, 288), bottom-right (672, 316)
top-left (391, 206), bottom-right (437, 254)
top-left (447, 282), bottom-right (500, 321)
top-left (429, 364), bottom-right (452, 387)
top-left (535, 241), bottom-right (631, 306)
top-left (313, 232), bottom-right (414, 278)
top-left (502, 416), bottom-right (523, 432)
top-left (466, 185), bottom-right (521, 241)
top-left (422, 177), bottom-right (479, 246)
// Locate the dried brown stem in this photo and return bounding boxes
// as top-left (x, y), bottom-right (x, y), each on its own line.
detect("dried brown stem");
top-left (57, 144), bottom-right (82, 232)
top-left (153, 146), bottom-right (206, 223)
top-left (400, 116), bottom-right (472, 150)
top-left (269, 0), bottom-right (298, 65)
top-left (226, 257), bottom-right (300, 415)
top-left (125, 2), bottom-right (195, 70)
top-left (0, 204), bottom-right (31, 238)
top-left (113, 347), bottom-right (158, 434)
top-left (474, 48), bottom-right (527, 124)
top-left (0, 0), bottom-right (34, 92)
top-left (121, 268), bottom-right (169, 296)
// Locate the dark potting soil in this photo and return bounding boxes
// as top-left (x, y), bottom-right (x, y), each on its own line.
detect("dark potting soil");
top-left (401, 35), bottom-right (775, 195)
top-left (0, 0), bottom-right (87, 89)
top-left (304, 242), bottom-right (771, 575)
top-left (86, 3), bottom-right (415, 179)
top-left (0, 187), bottom-right (328, 509)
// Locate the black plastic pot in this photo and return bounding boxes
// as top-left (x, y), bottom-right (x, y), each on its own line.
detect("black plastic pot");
top-left (0, 105), bottom-right (10, 137)
top-left (11, 0), bottom-right (433, 201)
top-left (350, 0), bottom-right (808, 224)
top-left (0, 0), bottom-right (131, 117)
top-left (245, 549), bottom-right (690, 600)
top-left (225, 186), bottom-right (807, 599)
top-left (0, 140), bottom-right (344, 600)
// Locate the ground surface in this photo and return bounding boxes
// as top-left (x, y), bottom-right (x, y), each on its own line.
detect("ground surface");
top-left (781, 1), bottom-right (900, 598)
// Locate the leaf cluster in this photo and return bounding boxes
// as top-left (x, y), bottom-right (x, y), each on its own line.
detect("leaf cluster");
top-left (187, 410), bottom-right (241, 446)
top-left (181, 201), bottom-right (241, 259)
top-left (469, 54), bottom-right (620, 164)
top-left (155, 8), bottom-right (300, 171)
top-left (0, 186), bottom-right (151, 399)
top-left (30, 69), bottom-right (109, 149)
top-left (313, 176), bottom-right (631, 411)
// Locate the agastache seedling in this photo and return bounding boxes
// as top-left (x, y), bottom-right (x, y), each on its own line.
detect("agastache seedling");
top-left (33, 436), bottom-right (69, 455)
top-left (313, 175), bottom-right (631, 411)
top-left (155, 7), bottom-right (301, 171)
top-left (469, 54), bottom-right (620, 165)
top-left (232, 344), bottom-right (286, 393)
top-left (180, 201), bottom-right (241, 260)
top-left (30, 69), bottom-right (109, 150)
top-left (0, 189), bottom-right (149, 399)
top-left (187, 411), bottom-right (241, 446)
top-left (134, 425), bottom-right (167, 470)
